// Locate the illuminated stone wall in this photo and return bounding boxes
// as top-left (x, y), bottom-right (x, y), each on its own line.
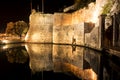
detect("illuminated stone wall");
top-left (85, 27), bottom-right (99, 49)
top-left (53, 13), bottom-right (73, 44)
top-left (53, 13), bottom-right (97, 45)
top-left (53, 13), bottom-right (85, 45)
top-left (25, 11), bottom-right (101, 48)
top-left (25, 13), bottom-right (53, 43)
top-left (26, 12), bottom-right (86, 45)
top-left (25, 0), bottom-right (111, 50)
top-left (72, 3), bottom-right (95, 24)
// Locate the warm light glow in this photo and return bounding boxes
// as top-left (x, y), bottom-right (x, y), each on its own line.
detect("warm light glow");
top-left (31, 33), bottom-right (41, 41)
top-left (2, 40), bottom-right (8, 43)
top-left (72, 1), bottom-right (107, 24)
top-left (91, 3), bottom-right (103, 23)
top-left (89, 0), bottom-right (107, 23)
top-left (2, 45), bottom-right (9, 49)
top-left (25, 44), bottom-right (29, 52)
top-left (25, 33), bottom-right (28, 41)
top-left (91, 9), bottom-right (100, 23)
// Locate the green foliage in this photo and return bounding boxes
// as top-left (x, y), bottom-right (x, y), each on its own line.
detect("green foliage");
top-left (102, 0), bottom-right (113, 14)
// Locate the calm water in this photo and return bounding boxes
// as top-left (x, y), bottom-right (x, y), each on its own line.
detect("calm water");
top-left (0, 43), bottom-right (120, 80)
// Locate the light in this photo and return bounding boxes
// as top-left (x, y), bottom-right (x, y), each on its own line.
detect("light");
top-left (89, 0), bottom-right (107, 23)
top-left (25, 33), bottom-right (28, 41)
top-left (2, 45), bottom-right (9, 49)
top-left (91, 9), bottom-right (100, 23)
top-left (2, 40), bottom-right (9, 43)
top-left (91, 3), bottom-right (103, 23)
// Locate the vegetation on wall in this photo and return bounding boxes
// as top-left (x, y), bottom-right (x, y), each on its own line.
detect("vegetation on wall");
top-left (102, 0), bottom-right (113, 14)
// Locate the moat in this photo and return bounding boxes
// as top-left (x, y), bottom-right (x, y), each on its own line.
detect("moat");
top-left (0, 43), bottom-right (119, 80)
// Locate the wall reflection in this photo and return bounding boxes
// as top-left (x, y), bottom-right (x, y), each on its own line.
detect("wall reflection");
top-left (25, 44), bottom-right (53, 73)
top-left (25, 44), bottom-right (99, 80)
top-left (0, 44), bottom-right (119, 80)
top-left (53, 45), bottom-right (83, 71)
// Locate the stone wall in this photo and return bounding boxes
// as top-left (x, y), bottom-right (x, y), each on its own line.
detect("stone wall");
top-left (53, 13), bottom-right (73, 44)
top-left (24, 0), bottom-right (118, 51)
top-left (53, 13), bottom-right (85, 45)
top-left (71, 3), bottom-right (95, 24)
top-left (25, 11), bottom-right (105, 50)
top-left (25, 13), bottom-right (53, 43)
top-left (26, 12), bottom-right (87, 45)
top-left (85, 27), bottom-right (99, 49)
top-left (53, 13), bottom-right (95, 45)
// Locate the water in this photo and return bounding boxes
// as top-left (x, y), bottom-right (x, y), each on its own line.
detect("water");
top-left (0, 43), bottom-right (120, 80)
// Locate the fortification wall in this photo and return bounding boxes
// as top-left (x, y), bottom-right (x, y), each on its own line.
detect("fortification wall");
top-left (25, 10), bottom-right (100, 49)
top-left (53, 13), bottom-right (85, 45)
top-left (25, 11), bottom-right (98, 46)
top-left (25, 13), bottom-right (53, 43)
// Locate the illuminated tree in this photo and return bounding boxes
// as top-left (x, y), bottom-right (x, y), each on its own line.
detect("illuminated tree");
top-left (6, 21), bottom-right (29, 38)
top-left (6, 22), bottom-right (15, 35)
top-left (14, 21), bottom-right (28, 38)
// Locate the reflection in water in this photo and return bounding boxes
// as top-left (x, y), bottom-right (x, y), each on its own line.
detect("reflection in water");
top-left (0, 44), bottom-right (31, 80)
top-left (0, 44), bottom-right (29, 64)
top-left (25, 44), bottom-right (97, 80)
top-left (6, 47), bottom-right (28, 63)
top-left (53, 45), bottom-right (83, 71)
top-left (102, 53), bottom-right (120, 80)
top-left (0, 43), bottom-right (119, 80)
top-left (84, 48), bottom-right (101, 76)
top-left (53, 45), bottom-right (97, 80)
top-left (25, 44), bottom-right (53, 73)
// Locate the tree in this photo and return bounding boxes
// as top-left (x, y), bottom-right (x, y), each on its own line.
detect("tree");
top-left (6, 22), bottom-right (15, 35)
top-left (5, 21), bottom-right (29, 39)
top-left (14, 21), bottom-right (28, 38)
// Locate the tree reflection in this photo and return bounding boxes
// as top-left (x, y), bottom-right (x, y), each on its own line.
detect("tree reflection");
top-left (6, 47), bottom-right (29, 64)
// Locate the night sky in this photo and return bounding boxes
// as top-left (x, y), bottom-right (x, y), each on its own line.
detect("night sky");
top-left (0, 0), bottom-right (30, 32)
top-left (0, 0), bottom-right (74, 32)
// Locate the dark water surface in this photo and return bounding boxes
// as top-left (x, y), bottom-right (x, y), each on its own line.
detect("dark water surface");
top-left (0, 43), bottom-right (120, 80)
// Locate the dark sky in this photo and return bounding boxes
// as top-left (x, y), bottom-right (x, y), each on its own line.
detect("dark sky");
top-left (0, 0), bottom-right (30, 32)
top-left (0, 0), bottom-right (74, 32)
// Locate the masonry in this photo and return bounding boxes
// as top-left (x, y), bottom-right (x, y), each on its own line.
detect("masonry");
top-left (25, 9), bottom-right (120, 51)
top-left (25, 9), bottom-right (100, 49)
